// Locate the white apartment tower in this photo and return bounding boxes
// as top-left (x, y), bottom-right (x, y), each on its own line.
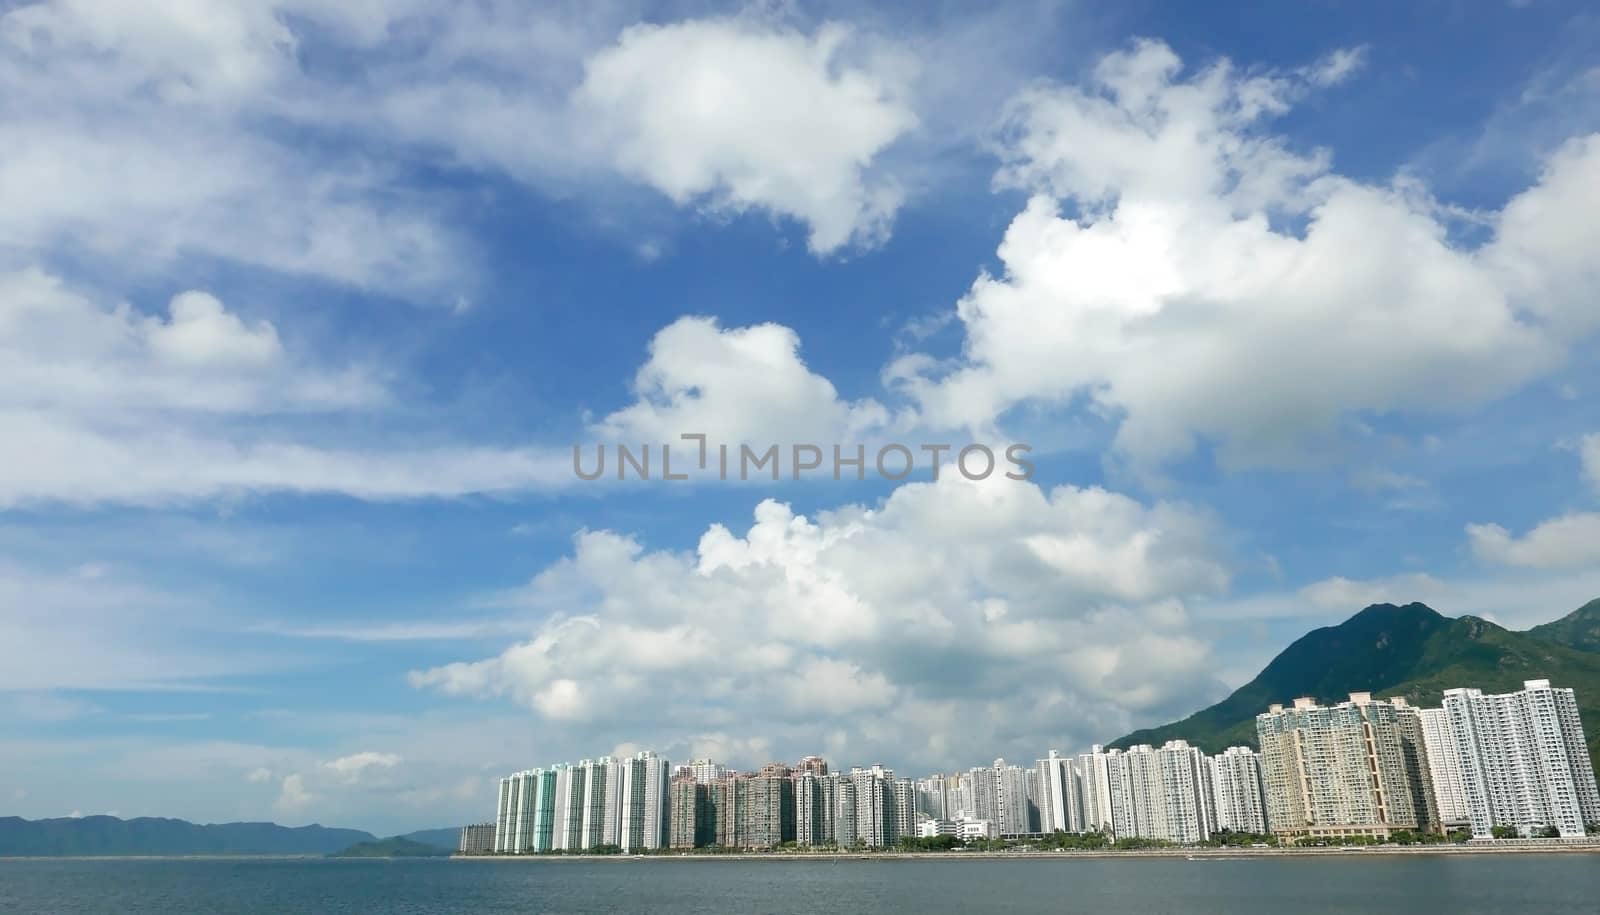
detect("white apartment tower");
top-left (549, 762), bottom-right (586, 851)
top-left (1207, 746), bottom-right (1267, 834)
top-left (581, 756), bottom-right (622, 847)
top-left (972, 759), bottom-right (1031, 836)
top-left (1076, 746), bottom-right (1116, 834)
top-left (1443, 679), bottom-right (1600, 838)
top-left (619, 750), bottom-right (671, 852)
top-left (1034, 750), bottom-right (1083, 834)
top-left (1417, 708), bottom-right (1470, 827)
top-left (892, 779), bottom-right (918, 842)
top-left (849, 765), bottom-right (897, 848)
top-left (796, 771), bottom-right (840, 846)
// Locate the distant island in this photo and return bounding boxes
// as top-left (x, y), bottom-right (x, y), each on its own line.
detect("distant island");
top-left (330, 836), bottom-right (453, 858)
top-left (0, 815), bottom-right (461, 857)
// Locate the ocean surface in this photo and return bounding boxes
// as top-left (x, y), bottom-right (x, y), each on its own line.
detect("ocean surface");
top-left (2, 854), bottom-right (1598, 914)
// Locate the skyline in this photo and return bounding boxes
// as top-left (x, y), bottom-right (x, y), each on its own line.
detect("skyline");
top-left (4, 0), bottom-right (1600, 838)
top-left (482, 676), bottom-right (1599, 852)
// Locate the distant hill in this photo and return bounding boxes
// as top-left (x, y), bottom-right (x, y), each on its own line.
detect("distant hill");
top-left (399, 827), bottom-right (462, 850)
top-left (1111, 600), bottom-right (1600, 772)
top-left (330, 836), bottom-right (452, 858)
top-left (1529, 598), bottom-right (1600, 653)
top-left (0, 815), bottom-right (374, 857)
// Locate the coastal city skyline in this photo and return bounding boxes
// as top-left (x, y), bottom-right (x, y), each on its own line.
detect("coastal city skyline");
top-left (478, 677), bottom-right (1600, 854)
top-left (3, 0), bottom-right (1600, 848)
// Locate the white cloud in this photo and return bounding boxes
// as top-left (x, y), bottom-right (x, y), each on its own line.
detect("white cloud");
top-left (1298, 574), bottom-right (1449, 611)
top-left (891, 40), bottom-right (1600, 469)
top-left (411, 475), bottom-right (1231, 767)
top-left (593, 316), bottom-right (891, 447)
top-left (0, 267), bottom-right (569, 507)
top-left (323, 752), bottom-right (402, 782)
top-left (0, 1), bottom-right (469, 299)
top-left (0, 268), bottom-right (374, 415)
top-left (1582, 433), bottom-right (1600, 494)
top-left (574, 18), bottom-right (917, 254)
top-left (275, 773), bottom-right (313, 812)
top-left (1305, 46), bottom-right (1367, 88)
top-left (1468, 514), bottom-right (1600, 569)
top-left (246, 767), bottom-right (274, 784)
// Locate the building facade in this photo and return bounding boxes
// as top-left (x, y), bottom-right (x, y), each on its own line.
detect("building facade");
top-left (619, 751), bottom-right (671, 852)
top-left (1207, 746), bottom-right (1267, 834)
top-left (1418, 707), bottom-right (1470, 827)
top-left (1257, 693), bottom-right (1423, 840)
top-left (1034, 750), bottom-right (1082, 834)
top-left (458, 823), bottom-right (495, 855)
top-left (1444, 679), bottom-right (1600, 838)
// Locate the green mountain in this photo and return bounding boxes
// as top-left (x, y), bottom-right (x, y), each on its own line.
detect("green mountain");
top-left (1528, 598), bottom-right (1600, 653)
top-left (0, 815), bottom-right (374, 857)
top-left (1111, 600), bottom-right (1600, 772)
top-left (399, 827), bottom-right (462, 849)
top-left (329, 836), bottom-right (452, 858)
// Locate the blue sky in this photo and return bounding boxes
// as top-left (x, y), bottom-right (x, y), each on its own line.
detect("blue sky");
top-left (2, 0), bottom-right (1599, 836)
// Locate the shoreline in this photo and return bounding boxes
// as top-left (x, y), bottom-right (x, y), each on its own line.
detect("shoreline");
top-left (8, 843), bottom-right (1598, 862)
top-left (450, 843), bottom-right (1600, 862)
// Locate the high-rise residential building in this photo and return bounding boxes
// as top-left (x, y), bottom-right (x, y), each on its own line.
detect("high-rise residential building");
top-left (914, 775), bottom-right (949, 820)
top-left (795, 756), bottom-right (829, 777)
top-left (494, 772), bottom-right (520, 852)
top-left (953, 771), bottom-right (975, 820)
top-left (1257, 693), bottom-right (1423, 840)
top-left (550, 762), bottom-right (587, 851)
top-left (1418, 707), bottom-right (1470, 827)
top-left (1443, 679), bottom-right (1600, 838)
top-left (1035, 750), bottom-right (1082, 834)
top-left (459, 823), bottom-right (495, 855)
top-left (796, 771), bottom-right (839, 846)
top-left (1208, 747), bottom-right (1267, 834)
top-left (1025, 767), bottom-right (1043, 833)
top-left (531, 767), bottom-right (558, 850)
top-left (849, 765), bottom-right (897, 847)
top-left (579, 756), bottom-right (621, 848)
top-left (1390, 697), bottom-right (1442, 834)
top-left (834, 774), bottom-right (859, 847)
top-left (1077, 746), bottom-right (1117, 834)
top-left (741, 764), bottom-right (795, 848)
top-left (669, 774), bottom-right (714, 849)
top-left (1102, 741), bottom-right (1214, 844)
top-left (892, 779), bottom-right (918, 843)
top-left (619, 750), bottom-right (671, 852)
top-left (687, 759), bottom-right (729, 783)
top-left (970, 759), bottom-right (1031, 836)
top-left (711, 775), bottom-right (741, 848)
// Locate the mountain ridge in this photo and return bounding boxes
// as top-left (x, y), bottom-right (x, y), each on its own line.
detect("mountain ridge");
top-left (0, 815), bottom-right (375, 857)
top-left (1112, 599), bottom-right (1600, 773)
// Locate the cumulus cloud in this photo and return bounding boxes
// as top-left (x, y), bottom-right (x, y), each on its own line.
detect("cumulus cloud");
top-left (411, 475), bottom-right (1231, 768)
top-left (0, 2), bottom-right (469, 299)
top-left (0, 268), bottom-right (374, 416)
top-left (0, 269), bottom-right (568, 507)
top-left (323, 752), bottom-right (402, 782)
top-left (0, 3), bottom-right (928, 304)
top-left (246, 767), bottom-right (274, 784)
top-left (593, 316), bottom-right (891, 447)
top-left (1468, 514), bottom-right (1600, 570)
top-left (574, 19), bottom-right (917, 254)
top-left (890, 40), bottom-right (1600, 469)
top-left (275, 773), bottom-right (313, 812)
